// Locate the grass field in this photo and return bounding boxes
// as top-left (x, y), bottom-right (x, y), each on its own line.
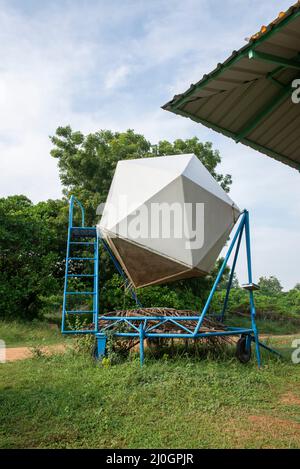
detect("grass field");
top-left (0, 320), bottom-right (63, 347)
top-left (1, 335), bottom-right (300, 449)
top-left (226, 315), bottom-right (300, 335)
top-left (1, 314), bottom-right (298, 349)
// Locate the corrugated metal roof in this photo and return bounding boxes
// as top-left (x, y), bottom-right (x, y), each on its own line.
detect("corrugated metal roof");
top-left (162, 2), bottom-right (300, 171)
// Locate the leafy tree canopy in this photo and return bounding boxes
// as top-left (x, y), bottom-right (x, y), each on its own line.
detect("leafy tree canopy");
top-left (0, 196), bottom-right (67, 319)
top-left (50, 127), bottom-right (232, 224)
top-left (258, 276), bottom-right (283, 296)
top-left (1, 128), bottom-right (235, 320)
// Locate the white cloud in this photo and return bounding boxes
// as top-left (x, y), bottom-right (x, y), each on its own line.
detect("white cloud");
top-left (229, 224), bottom-right (300, 291)
top-left (218, 138), bottom-right (300, 290)
top-left (104, 64), bottom-right (131, 90)
top-left (0, 0), bottom-right (299, 289)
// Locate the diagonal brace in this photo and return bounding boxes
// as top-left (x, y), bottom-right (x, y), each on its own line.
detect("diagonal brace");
top-left (193, 212), bottom-right (246, 336)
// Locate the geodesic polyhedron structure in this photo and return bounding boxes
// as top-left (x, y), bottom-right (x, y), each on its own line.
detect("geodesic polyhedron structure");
top-left (99, 154), bottom-right (240, 288)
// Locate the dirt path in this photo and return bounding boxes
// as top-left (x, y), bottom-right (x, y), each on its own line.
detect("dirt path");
top-left (5, 344), bottom-right (66, 362)
top-left (4, 332), bottom-right (299, 363)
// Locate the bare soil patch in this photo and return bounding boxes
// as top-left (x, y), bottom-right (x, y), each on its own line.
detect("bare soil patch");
top-left (280, 392), bottom-right (300, 406)
top-left (5, 344), bottom-right (66, 362)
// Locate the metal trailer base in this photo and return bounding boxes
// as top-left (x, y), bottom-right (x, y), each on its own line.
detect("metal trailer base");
top-left (89, 325), bottom-right (282, 366)
top-left (62, 197), bottom-right (281, 367)
top-left (93, 327), bottom-right (255, 366)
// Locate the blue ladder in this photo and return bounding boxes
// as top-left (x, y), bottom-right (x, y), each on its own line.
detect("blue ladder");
top-left (61, 196), bottom-right (99, 333)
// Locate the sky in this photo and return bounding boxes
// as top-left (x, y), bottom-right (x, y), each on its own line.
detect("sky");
top-left (0, 0), bottom-right (300, 290)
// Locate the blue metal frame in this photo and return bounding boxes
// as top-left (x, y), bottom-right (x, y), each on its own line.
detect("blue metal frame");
top-left (62, 198), bottom-right (280, 367)
top-left (62, 195), bottom-right (99, 334)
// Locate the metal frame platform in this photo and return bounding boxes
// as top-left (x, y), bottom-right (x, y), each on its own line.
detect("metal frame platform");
top-left (62, 196), bottom-right (281, 366)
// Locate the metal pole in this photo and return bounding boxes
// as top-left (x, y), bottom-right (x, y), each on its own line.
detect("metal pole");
top-left (139, 322), bottom-right (144, 367)
top-left (194, 212), bottom-right (245, 336)
top-left (94, 230), bottom-right (99, 332)
top-left (244, 211), bottom-right (261, 367)
top-left (62, 198), bottom-right (73, 333)
top-left (220, 222), bottom-right (244, 321)
top-left (68, 195), bottom-right (74, 228)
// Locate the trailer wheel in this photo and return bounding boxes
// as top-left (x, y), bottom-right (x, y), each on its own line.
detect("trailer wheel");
top-left (236, 335), bottom-right (251, 363)
top-left (91, 342), bottom-right (98, 359)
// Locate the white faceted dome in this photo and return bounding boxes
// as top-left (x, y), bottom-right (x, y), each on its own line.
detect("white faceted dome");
top-left (99, 154), bottom-right (240, 288)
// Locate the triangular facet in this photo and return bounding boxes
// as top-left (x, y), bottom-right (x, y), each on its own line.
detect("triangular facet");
top-left (108, 236), bottom-right (198, 288)
top-left (183, 154), bottom-right (240, 211)
top-left (100, 153), bottom-right (241, 287)
top-left (111, 176), bottom-right (194, 267)
top-left (100, 157), bottom-right (190, 231)
top-left (181, 175), bottom-right (238, 268)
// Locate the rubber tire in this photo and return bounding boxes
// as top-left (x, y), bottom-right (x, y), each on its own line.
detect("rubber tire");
top-left (91, 341), bottom-right (98, 360)
top-left (236, 335), bottom-right (252, 364)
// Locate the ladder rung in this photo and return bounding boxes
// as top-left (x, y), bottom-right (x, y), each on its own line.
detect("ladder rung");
top-left (70, 241), bottom-right (96, 245)
top-left (65, 310), bottom-right (95, 314)
top-left (71, 227), bottom-right (97, 239)
top-left (71, 227), bottom-right (96, 230)
top-left (66, 291), bottom-right (96, 295)
top-left (67, 274), bottom-right (96, 277)
top-left (68, 257), bottom-right (96, 261)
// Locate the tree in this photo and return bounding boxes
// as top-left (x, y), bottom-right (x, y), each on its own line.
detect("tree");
top-left (294, 283), bottom-right (300, 291)
top-left (155, 138), bottom-right (232, 192)
top-left (49, 126), bottom-right (234, 308)
top-left (0, 196), bottom-right (68, 320)
top-left (258, 276), bottom-right (283, 296)
top-left (50, 127), bottom-right (232, 225)
top-left (50, 127), bottom-right (233, 299)
top-left (217, 268), bottom-right (239, 290)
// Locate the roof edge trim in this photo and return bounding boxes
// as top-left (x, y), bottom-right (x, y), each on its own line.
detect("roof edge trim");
top-left (162, 8), bottom-right (300, 111)
top-left (171, 107), bottom-right (300, 172)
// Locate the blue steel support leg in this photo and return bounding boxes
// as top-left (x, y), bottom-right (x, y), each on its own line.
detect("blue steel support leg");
top-left (61, 226), bottom-right (70, 333)
top-left (94, 231), bottom-right (99, 333)
top-left (96, 335), bottom-right (107, 359)
top-left (139, 322), bottom-right (145, 367)
top-left (244, 211), bottom-right (261, 367)
top-left (250, 336), bottom-right (283, 358)
top-left (62, 195), bottom-right (86, 334)
top-left (194, 212), bottom-right (246, 336)
top-left (93, 243), bottom-right (96, 328)
top-left (221, 224), bottom-right (244, 322)
top-left (61, 198), bottom-right (73, 333)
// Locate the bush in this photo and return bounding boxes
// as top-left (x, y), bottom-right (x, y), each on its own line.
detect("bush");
top-left (0, 196), bottom-right (66, 320)
top-left (212, 287), bottom-right (300, 320)
top-left (100, 274), bottom-right (202, 313)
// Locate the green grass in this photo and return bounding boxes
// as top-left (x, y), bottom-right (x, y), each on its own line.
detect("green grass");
top-left (0, 315), bottom-right (299, 347)
top-left (0, 320), bottom-right (63, 347)
top-left (226, 315), bottom-right (300, 335)
top-left (1, 316), bottom-right (297, 349)
top-left (1, 336), bottom-right (300, 449)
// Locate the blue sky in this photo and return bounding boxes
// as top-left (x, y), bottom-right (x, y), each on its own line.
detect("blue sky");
top-left (1, 0), bottom-right (300, 289)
